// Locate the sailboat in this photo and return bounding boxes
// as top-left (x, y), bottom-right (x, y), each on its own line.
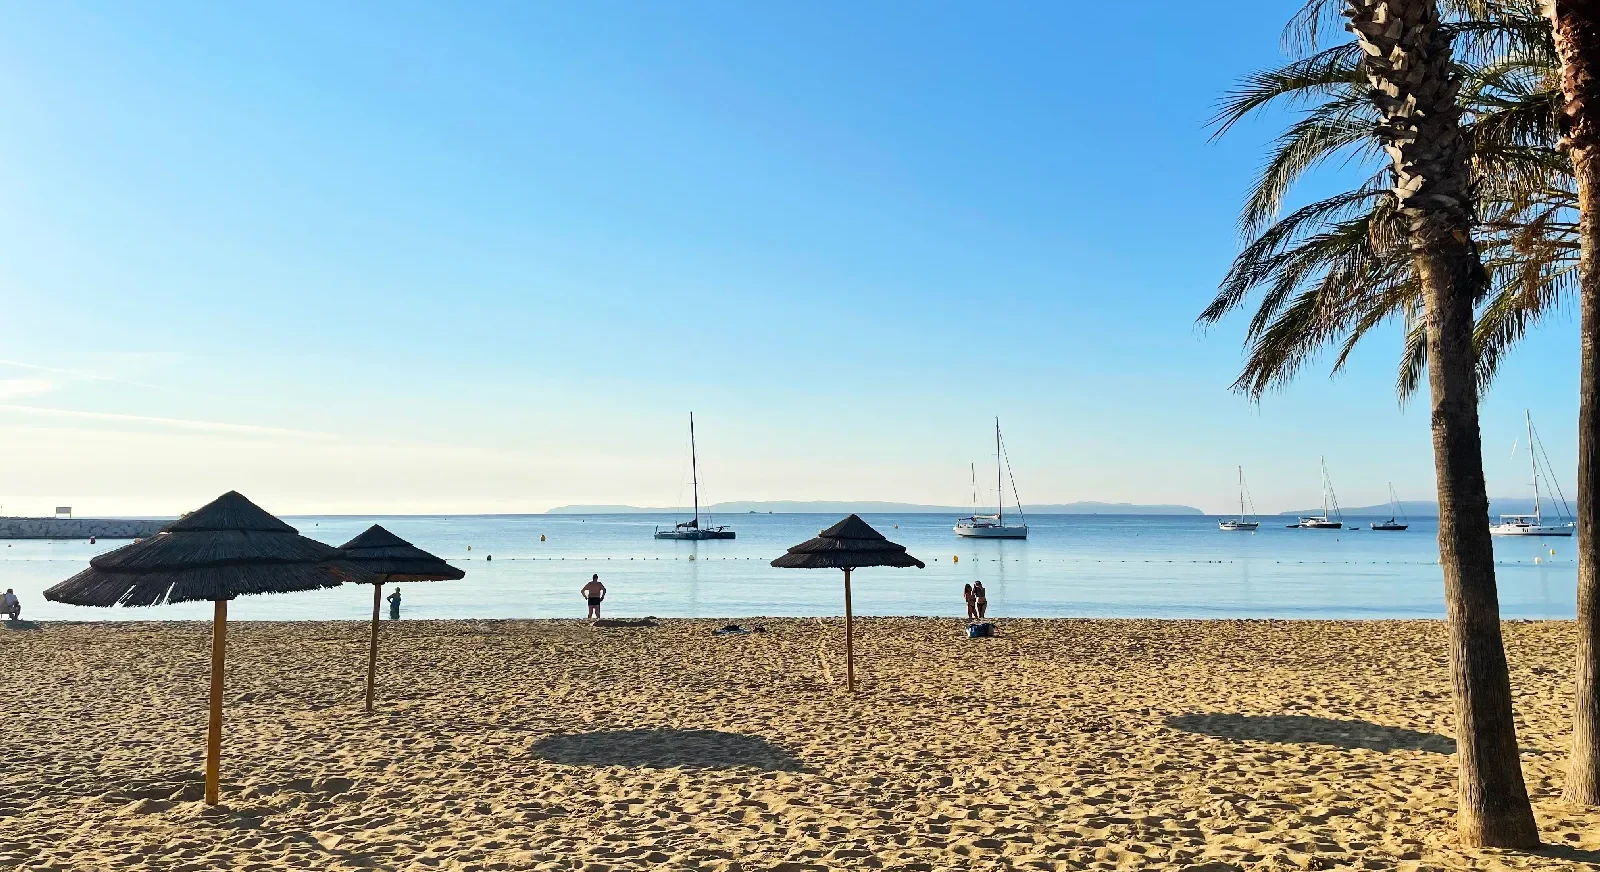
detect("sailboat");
top-left (653, 413), bottom-right (735, 540)
top-left (1371, 483), bottom-right (1409, 531)
top-left (954, 418), bottom-right (1028, 539)
top-left (1291, 457), bottom-right (1344, 529)
top-left (1491, 410), bottom-right (1574, 537)
top-left (1218, 466), bottom-right (1259, 531)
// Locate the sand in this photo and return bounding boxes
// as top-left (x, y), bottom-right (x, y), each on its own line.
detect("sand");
top-left (5, 618), bottom-right (1600, 871)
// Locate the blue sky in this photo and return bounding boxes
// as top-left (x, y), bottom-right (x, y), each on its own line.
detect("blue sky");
top-left (0, 1), bottom-right (1581, 515)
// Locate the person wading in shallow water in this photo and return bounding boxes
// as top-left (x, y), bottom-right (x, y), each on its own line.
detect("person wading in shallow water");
top-left (387, 586), bottom-right (402, 620)
top-left (972, 580), bottom-right (988, 619)
top-left (581, 574), bottom-right (606, 619)
top-left (963, 583), bottom-right (977, 620)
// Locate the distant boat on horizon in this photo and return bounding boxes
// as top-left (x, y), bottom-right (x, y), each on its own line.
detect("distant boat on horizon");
top-left (954, 418), bottom-right (1028, 539)
top-left (1290, 457), bottom-right (1344, 529)
top-left (1491, 410), bottom-right (1573, 537)
top-left (1219, 466), bottom-right (1259, 531)
top-left (654, 413), bottom-right (735, 541)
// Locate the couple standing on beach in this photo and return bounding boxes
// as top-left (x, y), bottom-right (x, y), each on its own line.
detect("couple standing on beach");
top-left (963, 581), bottom-right (988, 620)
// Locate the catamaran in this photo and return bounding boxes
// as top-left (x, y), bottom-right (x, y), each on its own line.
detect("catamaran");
top-left (1291, 457), bottom-right (1344, 529)
top-left (954, 418), bottom-right (1028, 539)
top-left (1491, 410), bottom-right (1574, 537)
top-left (1371, 483), bottom-right (1409, 531)
top-left (1219, 466), bottom-right (1259, 531)
top-left (653, 413), bottom-right (735, 540)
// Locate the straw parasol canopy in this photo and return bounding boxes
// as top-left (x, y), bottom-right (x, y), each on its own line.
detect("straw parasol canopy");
top-left (338, 524), bottom-right (464, 712)
top-left (771, 515), bottom-right (924, 692)
top-left (44, 490), bottom-right (376, 805)
top-left (47, 491), bottom-right (367, 606)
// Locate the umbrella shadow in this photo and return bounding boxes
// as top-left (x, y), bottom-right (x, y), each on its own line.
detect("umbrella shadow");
top-left (98, 769), bottom-right (209, 804)
top-left (1166, 713), bottom-right (1455, 754)
top-left (531, 729), bottom-right (803, 771)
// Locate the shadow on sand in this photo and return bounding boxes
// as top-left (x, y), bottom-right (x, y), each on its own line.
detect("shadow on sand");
top-left (3, 619), bottom-right (40, 631)
top-left (1166, 713), bottom-right (1455, 754)
top-left (532, 729), bottom-right (802, 771)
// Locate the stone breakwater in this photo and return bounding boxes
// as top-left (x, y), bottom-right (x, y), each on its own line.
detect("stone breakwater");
top-left (0, 517), bottom-right (166, 539)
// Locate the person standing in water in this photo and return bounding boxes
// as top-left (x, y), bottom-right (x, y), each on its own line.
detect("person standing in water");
top-left (581, 574), bottom-right (606, 619)
top-left (1, 588), bottom-right (19, 621)
top-left (963, 583), bottom-right (977, 620)
top-left (972, 580), bottom-right (988, 619)
top-left (386, 586), bottom-right (402, 620)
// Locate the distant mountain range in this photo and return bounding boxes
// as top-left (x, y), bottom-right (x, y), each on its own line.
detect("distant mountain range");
top-left (1279, 498), bottom-right (1571, 518)
top-left (545, 500), bottom-right (1205, 515)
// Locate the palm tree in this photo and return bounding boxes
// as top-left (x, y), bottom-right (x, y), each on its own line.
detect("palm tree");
top-left (1213, 0), bottom-right (1542, 846)
top-left (1202, 2), bottom-right (1569, 400)
top-left (1544, 0), bottom-right (1600, 807)
top-left (1349, 0), bottom-right (1540, 845)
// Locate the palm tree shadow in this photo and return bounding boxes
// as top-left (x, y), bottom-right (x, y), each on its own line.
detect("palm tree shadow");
top-left (1538, 846), bottom-right (1600, 863)
top-left (1167, 713), bottom-right (1455, 753)
top-left (531, 729), bottom-right (803, 771)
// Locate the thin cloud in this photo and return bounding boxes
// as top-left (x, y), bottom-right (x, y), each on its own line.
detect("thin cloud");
top-left (0, 404), bottom-right (333, 439)
top-left (0, 378), bottom-right (53, 400)
top-left (0, 357), bottom-right (173, 392)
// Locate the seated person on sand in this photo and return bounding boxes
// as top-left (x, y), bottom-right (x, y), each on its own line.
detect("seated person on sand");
top-left (581, 574), bottom-right (606, 619)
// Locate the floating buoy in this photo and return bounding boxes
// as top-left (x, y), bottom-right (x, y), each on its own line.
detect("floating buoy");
top-left (953, 555), bottom-right (959, 563)
top-left (541, 535), bottom-right (546, 542)
top-left (1551, 548), bottom-right (1557, 556)
top-left (467, 545), bottom-right (472, 551)
top-left (1535, 557), bottom-right (1543, 564)
top-left (486, 554), bottom-right (492, 561)
top-left (689, 554), bottom-right (696, 561)
top-left (89, 537), bottom-right (95, 544)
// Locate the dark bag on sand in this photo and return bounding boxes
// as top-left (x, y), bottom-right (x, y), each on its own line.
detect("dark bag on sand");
top-left (966, 623), bottom-right (994, 639)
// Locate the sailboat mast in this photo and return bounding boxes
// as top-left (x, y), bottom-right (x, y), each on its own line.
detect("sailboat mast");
top-left (996, 418), bottom-right (1003, 525)
top-left (1321, 457), bottom-right (1329, 516)
top-left (690, 412), bottom-right (700, 526)
top-left (1527, 409), bottom-right (1541, 522)
top-left (970, 463), bottom-right (977, 516)
top-left (1238, 466), bottom-right (1245, 520)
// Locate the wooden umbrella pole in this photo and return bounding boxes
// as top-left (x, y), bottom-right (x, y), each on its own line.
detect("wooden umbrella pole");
top-left (366, 580), bottom-right (383, 713)
top-left (205, 599), bottom-right (227, 805)
top-left (843, 568), bottom-right (855, 693)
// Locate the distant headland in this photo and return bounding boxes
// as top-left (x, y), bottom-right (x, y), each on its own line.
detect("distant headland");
top-left (544, 500), bottom-right (1205, 515)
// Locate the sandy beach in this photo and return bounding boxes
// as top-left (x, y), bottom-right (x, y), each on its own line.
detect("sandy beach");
top-left (6, 618), bottom-right (1600, 871)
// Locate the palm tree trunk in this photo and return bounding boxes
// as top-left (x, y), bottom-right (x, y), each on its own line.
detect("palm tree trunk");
top-left (1549, 0), bottom-right (1600, 807)
top-left (1346, 0), bottom-right (1540, 847)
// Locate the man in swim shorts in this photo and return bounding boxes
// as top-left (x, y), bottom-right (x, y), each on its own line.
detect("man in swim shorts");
top-left (581, 574), bottom-right (606, 619)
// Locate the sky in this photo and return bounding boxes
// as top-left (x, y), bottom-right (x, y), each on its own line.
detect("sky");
top-left (0, 1), bottom-right (1583, 517)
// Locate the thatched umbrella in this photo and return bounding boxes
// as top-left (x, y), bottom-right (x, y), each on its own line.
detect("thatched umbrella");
top-left (771, 514), bottom-right (924, 692)
top-left (337, 524), bottom-right (464, 713)
top-left (44, 491), bottom-right (374, 805)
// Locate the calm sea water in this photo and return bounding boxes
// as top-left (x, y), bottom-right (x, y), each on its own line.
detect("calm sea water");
top-left (0, 513), bottom-right (1579, 622)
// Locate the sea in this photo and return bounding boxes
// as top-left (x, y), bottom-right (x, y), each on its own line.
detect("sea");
top-left (0, 513), bottom-right (1580, 623)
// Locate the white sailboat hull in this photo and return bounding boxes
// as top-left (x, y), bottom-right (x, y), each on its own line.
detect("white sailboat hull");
top-left (1218, 520), bottom-right (1258, 531)
top-left (1294, 516), bottom-right (1342, 529)
top-left (654, 528), bottom-right (736, 540)
top-left (954, 522), bottom-right (1028, 539)
top-left (1490, 523), bottom-right (1572, 537)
